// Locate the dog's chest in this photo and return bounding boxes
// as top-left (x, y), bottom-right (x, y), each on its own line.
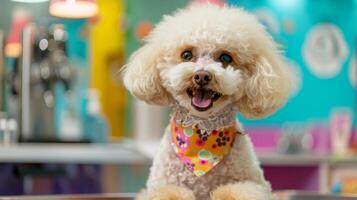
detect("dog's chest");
top-left (147, 131), bottom-right (246, 199)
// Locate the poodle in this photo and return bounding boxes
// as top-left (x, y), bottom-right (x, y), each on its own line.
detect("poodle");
top-left (123, 4), bottom-right (292, 200)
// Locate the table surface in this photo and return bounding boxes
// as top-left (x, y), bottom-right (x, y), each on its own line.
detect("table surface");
top-left (0, 140), bottom-right (357, 166)
top-left (0, 193), bottom-right (135, 200)
top-left (0, 142), bottom-right (148, 164)
top-left (1, 191), bottom-right (357, 200)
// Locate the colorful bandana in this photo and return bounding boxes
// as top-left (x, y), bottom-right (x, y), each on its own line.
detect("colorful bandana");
top-left (170, 119), bottom-right (237, 177)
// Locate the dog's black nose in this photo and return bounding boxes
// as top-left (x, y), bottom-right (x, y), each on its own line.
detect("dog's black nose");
top-left (193, 70), bottom-right (212, 86)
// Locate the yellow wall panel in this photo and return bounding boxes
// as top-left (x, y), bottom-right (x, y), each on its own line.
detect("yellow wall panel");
top-left (90, 0), bottom-right (125, 138)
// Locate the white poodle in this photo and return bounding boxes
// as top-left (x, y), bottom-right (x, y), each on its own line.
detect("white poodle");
top-left (123, 4), bottom-right (292, 200)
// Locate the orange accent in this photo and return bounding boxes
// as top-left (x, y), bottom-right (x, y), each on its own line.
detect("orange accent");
top-left (170, 120), bottom-right (236, 177)
top-left (135, 21), bottom-right (153, 40)
top-left (342, 178), bottom-right (357, 194)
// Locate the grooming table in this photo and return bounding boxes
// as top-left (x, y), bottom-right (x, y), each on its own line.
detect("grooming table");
top-left (1, 191), bottom-right (357, 200)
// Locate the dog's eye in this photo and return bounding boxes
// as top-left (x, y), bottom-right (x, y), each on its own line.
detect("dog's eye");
top-left (219, 53), bottom-right (232, 64)
top-left (181, 50), bottom-right (193, 61)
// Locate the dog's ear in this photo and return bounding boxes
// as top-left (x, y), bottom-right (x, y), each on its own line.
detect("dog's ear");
top-left (237, 50), bottom-right (292, 119)
top-left (122, 43), bottom-right (172, 105)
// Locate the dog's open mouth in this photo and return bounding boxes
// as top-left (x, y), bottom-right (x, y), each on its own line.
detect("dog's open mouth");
top-left (186, 88), bottom-right (222, 112)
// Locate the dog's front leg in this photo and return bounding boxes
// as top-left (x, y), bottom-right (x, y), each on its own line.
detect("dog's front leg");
top-left (210, 181), bottom-right (275, 200)
top-left (136, 185), bottom-right (196, 200)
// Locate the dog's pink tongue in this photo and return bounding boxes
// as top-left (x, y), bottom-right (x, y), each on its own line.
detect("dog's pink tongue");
top-left (192, 91), bottom-right (212, 108)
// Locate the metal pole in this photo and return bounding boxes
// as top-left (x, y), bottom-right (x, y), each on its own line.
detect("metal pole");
top-left (19, 24), bottom-right (35, 140)
top-left (0, 31), bottom-right (4, 112)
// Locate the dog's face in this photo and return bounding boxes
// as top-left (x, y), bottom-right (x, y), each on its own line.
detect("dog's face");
top-left (123, 5), bottom-right (292, 119)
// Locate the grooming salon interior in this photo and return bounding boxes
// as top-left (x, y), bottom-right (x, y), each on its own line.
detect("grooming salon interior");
top-left (0, 0), bottom-right (356, 199)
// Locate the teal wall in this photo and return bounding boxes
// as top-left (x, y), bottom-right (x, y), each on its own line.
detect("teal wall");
top-left (229, 0), bottom-right (356, 127)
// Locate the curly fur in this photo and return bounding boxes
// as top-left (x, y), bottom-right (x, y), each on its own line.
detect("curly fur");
top-left (122, 44), bottom-right (171, 105)
top-left (211, 181), bottom-right (275, 200)
top-left (123, 4), bottom-right (292, 200)
top-left (137, 185), bottom-right (195, 200)
top-left (173, 104), bottom-right (237, 132)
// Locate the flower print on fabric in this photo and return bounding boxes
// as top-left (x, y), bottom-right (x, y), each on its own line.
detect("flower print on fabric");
top-left (215, 130), bottom-right (232, 147)
top-left (173, 125), bottom-right (190, 151)
top-left (170, 119), bottom-right (237, 177)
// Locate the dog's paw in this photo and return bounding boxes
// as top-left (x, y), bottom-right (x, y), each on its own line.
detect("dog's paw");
top-left (136, 185), bottom-right (195, 200)
top-left (210, 182), bottom-right (273, 200)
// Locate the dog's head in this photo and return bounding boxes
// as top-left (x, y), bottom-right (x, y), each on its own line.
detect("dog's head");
top-left (123, 5), bottom-right (292, 119)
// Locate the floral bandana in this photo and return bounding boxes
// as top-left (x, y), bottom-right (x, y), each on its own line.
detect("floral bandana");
top-left (170, 119), bottom-right (237, 177)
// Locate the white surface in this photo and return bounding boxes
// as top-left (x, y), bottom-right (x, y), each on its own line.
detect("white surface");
top-left (134, 100), bottom-right (167, 140)
top-left (135, 139), bottom-right (162, 159)
top-left (0, 142), bottom-right (148, 164)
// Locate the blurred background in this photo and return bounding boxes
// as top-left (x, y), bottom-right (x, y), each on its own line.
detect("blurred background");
top-left (0, 0), bottom-right (356, 197)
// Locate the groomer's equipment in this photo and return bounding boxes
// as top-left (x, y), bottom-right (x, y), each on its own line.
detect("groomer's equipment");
top-left (19, 24), bottom-right (78, 142)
